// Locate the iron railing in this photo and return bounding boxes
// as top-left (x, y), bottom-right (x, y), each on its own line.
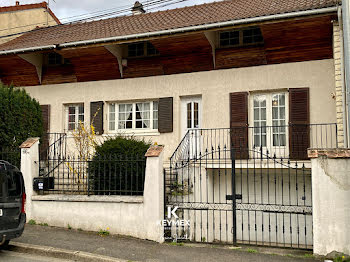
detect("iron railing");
top-left (39, 133), bottom-right (67, 177)
top-left (170, 123), bottom-right (338, 168)
top-left (41, 154), bottom-right (146, 195)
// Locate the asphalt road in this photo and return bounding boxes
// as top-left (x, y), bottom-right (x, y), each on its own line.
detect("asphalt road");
top-left (0, 250), bottom-right (73, 262)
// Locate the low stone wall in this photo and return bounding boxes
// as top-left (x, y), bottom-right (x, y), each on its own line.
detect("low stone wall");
top-left (20, 139), bottom-right (164, 243)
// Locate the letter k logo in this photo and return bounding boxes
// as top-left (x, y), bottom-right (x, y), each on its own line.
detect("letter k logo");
top-left (167, 206), bottom-right (179, 219)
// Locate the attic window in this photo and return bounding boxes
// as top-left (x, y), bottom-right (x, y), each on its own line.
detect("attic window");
top-left (128, 42), bottom-right (159, 57)
top-left (47, 52), bottom-right (70, 66)
top-left (220, 27), bottom-right (264, 48)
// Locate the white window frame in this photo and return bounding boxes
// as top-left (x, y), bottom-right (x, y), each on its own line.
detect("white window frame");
top-left (249, 92), bottom-right (289, 157)
top-left (65, 103), bottom-right (84, 132)
top-left (108, 101), bottom-right (159, 134)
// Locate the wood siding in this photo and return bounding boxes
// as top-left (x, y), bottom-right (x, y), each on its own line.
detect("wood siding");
top-left (58, 47), bottom-right (121, 82)
top-left (0, 16), bottom-right (334, 86)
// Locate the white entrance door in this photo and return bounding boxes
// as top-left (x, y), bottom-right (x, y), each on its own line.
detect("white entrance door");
top-left (181, 97), bottom-right (202, 159)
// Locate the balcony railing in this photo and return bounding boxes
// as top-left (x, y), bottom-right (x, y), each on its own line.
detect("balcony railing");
top-left (170, 123), bottom-right (338, 167)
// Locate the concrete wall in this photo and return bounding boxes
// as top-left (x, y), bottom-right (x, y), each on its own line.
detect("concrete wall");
top-left (309, 149), bottom-right (350, 256)
top-left (0, 7), bottom-right (58, 44)
top-left (22, 59), bottom-right (337, 161)
top-left (21, 140), bottom-right (165, 243)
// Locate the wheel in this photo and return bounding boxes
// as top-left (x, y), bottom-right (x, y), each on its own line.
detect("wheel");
top-left (0, 240), bottom-right (9, 249)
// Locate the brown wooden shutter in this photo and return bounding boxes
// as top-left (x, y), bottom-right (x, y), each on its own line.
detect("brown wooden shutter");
top-left (90, 101), bottom-right (104, 135)
top-left (40, 105), bottom-right (50, 160)
top-left (158, 97), bottom-right (173, 133)
top-left (289, 88), bottom-right (310, 160)
top-left (230, 92), bottom-right (249, 159)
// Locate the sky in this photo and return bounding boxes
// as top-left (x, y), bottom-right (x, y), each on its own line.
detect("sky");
top-left (1, 0), bottom-right (218, 22)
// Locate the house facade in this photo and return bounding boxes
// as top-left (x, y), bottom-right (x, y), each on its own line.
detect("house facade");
top-left (0, 0), bottom-right (347, 249)
top-left (0, 1), bottom-right (60, 44)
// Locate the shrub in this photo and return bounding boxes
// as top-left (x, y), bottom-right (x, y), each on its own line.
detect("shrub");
top-left (0, 84), bottom-right (43, 150)
top-left (88, 136), bottom-right (150, 195)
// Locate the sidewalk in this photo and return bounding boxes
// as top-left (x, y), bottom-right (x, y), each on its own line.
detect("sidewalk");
top-left (12, 224), bottom-right (320, 262)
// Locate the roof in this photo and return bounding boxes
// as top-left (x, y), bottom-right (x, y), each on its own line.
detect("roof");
top-left (0, 2), bottom-right (61, 25)
top-left (0, 0), bottom-right (339, 53)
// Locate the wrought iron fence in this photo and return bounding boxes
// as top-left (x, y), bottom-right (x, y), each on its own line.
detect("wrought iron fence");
top-left (165, 146), bottom-right (313, 249)
top-left (0, 148), bottom-right (21, 168)
top-left (170, 123), bottom-right (338, 167)
top-left (41, 154), bottom-right (146, 195)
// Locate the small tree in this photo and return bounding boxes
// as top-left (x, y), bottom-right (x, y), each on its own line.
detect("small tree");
top-left (0, 83), bottom-right (43, 150)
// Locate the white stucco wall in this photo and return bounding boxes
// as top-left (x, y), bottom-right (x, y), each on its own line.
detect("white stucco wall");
top-left (311, 155), bottom-right (350, 256)
top-left (22, 59), bottom-right (337, 161)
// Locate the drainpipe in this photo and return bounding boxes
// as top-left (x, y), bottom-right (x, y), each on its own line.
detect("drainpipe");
top-left (339, 6), bottom-right (348, 148)
top-left (343, 0), bottom-right (350, 147)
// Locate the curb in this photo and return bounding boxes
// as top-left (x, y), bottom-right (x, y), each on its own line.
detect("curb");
top-left (9, 242), bottom-right (129, 262)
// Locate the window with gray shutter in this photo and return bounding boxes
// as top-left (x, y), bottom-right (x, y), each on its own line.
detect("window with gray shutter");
top-left (230, 92), bottom-right (249, 159)
top-left (90, 101), bottom-right (104, 135)
top-left (289, 88), bottom-right (310, 160)
top-left (158, 97), bottom-right (173, 133)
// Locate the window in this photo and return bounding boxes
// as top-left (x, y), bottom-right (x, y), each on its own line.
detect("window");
top-left (128, 42), bottom-right (159, 57)
top-left (252, 93), bottom-right (287, 148)
top-left (187, 102), bottom-right (199, 129)
top-left (47, 52), bottom-right (70, 66)
top-left (220, 27), bottom-right (264, 48)
top-left (109, 101), bottom-right (158, 131)
top-left (67, 104), bottom-right (84, 131)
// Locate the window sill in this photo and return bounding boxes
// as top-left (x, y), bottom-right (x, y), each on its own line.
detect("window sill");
top-left (105, 130), bottom-right (160, 136)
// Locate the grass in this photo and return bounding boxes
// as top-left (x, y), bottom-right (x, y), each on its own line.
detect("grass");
top-left (77, 228), bottom-right (83, 231)
top-left (169, 242), bottom-right (184, 246)
top-left (98, 229), bottom-right (110, 237)
top-left (246, 248), bottom-right (258, 253)
top-left (38, 223), bottom-right (48, 227)
top-left (28, 219), bottom-right (36, 225)
top-left (67, 224), bottom-right (72, 230)
top-left (303, 253), bottom-right (315, 259)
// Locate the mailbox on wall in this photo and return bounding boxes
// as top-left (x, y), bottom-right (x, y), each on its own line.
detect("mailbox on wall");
top-left (33, 177), bottom-right (54, 191)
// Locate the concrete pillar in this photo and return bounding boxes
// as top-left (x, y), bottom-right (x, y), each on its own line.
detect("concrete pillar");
top-left (143, 145), bottom-right (165, 243)
top-left (20, 137), bottom-right (40, 220)
top-left (308, 149), bottom-right (350, 256)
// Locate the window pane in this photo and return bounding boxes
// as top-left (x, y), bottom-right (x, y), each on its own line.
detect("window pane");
top-left (194, 102), bottom-right (199, 128)
top-left (243, 27), bottom-right (263, 45)
top-left (69, 107), bottom-right (75, 114)
top-left (220, 31), bottom-right (239, 47)
top-left (79, 106), bottom-right (84, 114)
top-left (187, 103), bottom-right (192, 129)
top-left (153, 101), bottom-right (158, 130)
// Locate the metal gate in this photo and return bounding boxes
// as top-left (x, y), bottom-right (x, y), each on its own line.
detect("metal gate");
top-left (164, 128), bottom-right (313, 249)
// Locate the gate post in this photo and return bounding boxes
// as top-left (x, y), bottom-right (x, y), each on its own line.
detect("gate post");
top-left (20, 137), bottom-right (40, 220)
top-left (231, 146), bottom-right (237, 245)
top-left (308, 149), bottom-right (350, 256)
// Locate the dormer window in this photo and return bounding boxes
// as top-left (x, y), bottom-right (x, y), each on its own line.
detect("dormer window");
top-left (128, 42), bottom-right (159, 57)
top-left (219, 27), bottom-right (264, 48)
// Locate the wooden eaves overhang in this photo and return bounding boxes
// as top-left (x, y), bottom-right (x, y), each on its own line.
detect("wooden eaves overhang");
top-left (0, 7), bottom-right (338, 86)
